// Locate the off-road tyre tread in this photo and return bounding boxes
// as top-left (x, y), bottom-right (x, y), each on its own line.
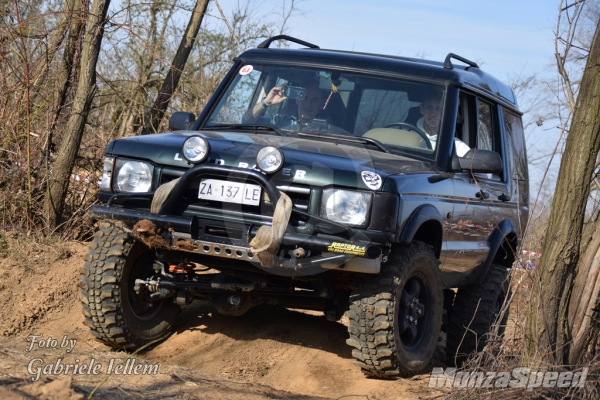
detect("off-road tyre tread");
top-left (346, 242), bottom-right (443, 378)
top-left (79, 221), bottom-right (177, 349)
top-left (446, 264), bottom-right (509, 366)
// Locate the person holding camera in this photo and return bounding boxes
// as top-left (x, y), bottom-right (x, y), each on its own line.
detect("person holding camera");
top-left (242, 84), bottom-right (326, 129)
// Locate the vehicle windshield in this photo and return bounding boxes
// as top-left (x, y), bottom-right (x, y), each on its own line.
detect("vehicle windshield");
top-left (205, 63), bottom-right (446, 157)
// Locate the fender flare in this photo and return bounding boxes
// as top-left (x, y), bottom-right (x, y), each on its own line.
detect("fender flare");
top-left (474, 219), bottom-right (517, 283)
top-left (399, 204), bottom-right (443, 258)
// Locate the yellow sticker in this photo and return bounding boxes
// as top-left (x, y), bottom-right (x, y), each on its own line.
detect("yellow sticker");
top-left (327, 242), bottom-right (366, 257)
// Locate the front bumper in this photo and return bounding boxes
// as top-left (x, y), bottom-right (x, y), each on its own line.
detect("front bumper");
top-left (90, 164), bottom-right (392, 272)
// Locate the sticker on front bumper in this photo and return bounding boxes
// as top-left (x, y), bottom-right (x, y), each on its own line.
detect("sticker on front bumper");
top-left (327, 242), bottom-right (366, 257)
top-left (361, 171), bottom-right (382, 190)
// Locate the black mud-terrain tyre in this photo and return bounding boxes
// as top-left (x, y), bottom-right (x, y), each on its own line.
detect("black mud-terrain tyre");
top-left (80, 221), bottom-right (180, 349)
top-left (445, 264), bottom-right (509, 366)
top-left (346, 242), bottom-right (443, 378)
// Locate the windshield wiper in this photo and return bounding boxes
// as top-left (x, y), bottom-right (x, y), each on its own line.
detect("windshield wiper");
top-left (295, 131), bottom-right (390, 153)
top-left (203, 124), bottom-right (286, 136)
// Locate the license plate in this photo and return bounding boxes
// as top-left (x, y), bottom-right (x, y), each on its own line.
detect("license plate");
top-left (198, 179), bottom-right (262, 206)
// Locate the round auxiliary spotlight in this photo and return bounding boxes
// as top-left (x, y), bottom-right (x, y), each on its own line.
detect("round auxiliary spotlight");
top-left (182, 136), bottom-right (209, 163)
top-left (256, 146), bottom-right (284, 174)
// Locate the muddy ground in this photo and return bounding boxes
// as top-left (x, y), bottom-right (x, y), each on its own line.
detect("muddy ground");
top-left (0, 233), bottom-right (450, 399)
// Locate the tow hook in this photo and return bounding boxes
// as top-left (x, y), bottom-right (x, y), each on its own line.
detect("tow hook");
top-left (134, 278), bottom-right (174, 302)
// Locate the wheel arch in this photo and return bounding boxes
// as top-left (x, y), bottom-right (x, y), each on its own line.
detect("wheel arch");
top-left (399, 204), bottom-right (443, 259)
top-left (475, 219), bottom-right (518, 283)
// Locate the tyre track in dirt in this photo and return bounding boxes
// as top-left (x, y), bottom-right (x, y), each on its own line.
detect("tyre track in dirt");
top-left (0, 236), bottom-right (444, 399)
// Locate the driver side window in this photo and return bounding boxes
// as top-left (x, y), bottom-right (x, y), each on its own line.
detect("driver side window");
top-left (459, 92), bottom-right (504, 181)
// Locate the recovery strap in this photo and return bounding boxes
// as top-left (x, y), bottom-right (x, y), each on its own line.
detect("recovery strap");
top-left (249, 192), bottom-right (292, 268)
top-left (150, 178), bottom-right (180, 214)
top-left (150, 178), bottom-right (293, 268)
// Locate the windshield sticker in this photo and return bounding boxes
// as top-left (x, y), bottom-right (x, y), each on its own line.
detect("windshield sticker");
top-left (239, 65), bottom-right (254, 75)
top-left (361, 171), bottom-right (382, 190)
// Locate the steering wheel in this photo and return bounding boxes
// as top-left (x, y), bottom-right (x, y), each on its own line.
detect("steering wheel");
top-left (383, 122), bottom-right (432, 150)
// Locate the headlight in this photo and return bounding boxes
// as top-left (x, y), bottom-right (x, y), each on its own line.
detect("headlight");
top-left (182, 135), bottom-right (209, 163)
top-left (256, 146), bottom-right (284, 173)
top-left (320, 189), bottom-right (372, 226)
top-left (113, 159), bottom-right (154, 192)
top-left (99, 157), bottom-right (115, 191)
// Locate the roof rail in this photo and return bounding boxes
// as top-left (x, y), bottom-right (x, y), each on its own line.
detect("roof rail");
top-left (443, 53), bottom-right (479, 69)
top-left (257, 35), bottom-right (320, 49)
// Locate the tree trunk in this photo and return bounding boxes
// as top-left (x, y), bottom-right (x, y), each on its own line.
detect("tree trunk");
top-left (44, 0), bottom-right (111, 229)
top-left (525, 19), bottom-right (600, 366)
top-left (49, 0), bottom-right (85, 134)
top-left (140, 0), bottom-right (209, 135)
top-left (31, 0), bottom-right (77, 88)
top-left (567, 214), bottom-right (600, 364)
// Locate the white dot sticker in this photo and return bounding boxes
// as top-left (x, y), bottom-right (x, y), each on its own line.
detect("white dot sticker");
top-left (239, 65), bottom-right (254, 75)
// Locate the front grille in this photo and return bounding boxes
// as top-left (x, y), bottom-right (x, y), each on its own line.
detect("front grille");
top-left (267, 184), bottom-right (311, 211)
top-left (160, 166), bottom-right (186, 185)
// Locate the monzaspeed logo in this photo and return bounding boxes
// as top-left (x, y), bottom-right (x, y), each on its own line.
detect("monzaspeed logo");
top-left (428, 367), bottom-right (588, 390)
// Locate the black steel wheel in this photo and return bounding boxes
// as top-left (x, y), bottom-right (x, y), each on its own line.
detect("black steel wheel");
top-left (398, 274), bottom-right (430, 349)
top-left (346, 242), bottom-right (443, 378)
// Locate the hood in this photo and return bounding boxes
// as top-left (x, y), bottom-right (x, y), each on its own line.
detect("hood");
top-left (109, 131), bottom-right (438, 190)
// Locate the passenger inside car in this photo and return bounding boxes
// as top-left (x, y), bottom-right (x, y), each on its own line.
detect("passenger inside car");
top-left (416, 94), bottom-right (443, 148)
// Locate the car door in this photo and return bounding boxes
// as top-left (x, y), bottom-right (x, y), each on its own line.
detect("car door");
top-left (441, 93), bottom-right (511, 287)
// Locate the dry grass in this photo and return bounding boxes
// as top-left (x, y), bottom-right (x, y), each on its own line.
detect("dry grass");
top-left (443, 268), bottom-right (599, 399)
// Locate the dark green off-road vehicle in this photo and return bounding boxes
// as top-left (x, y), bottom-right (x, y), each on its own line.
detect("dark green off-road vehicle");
top-left (81, 36), bottom-right (529, 378)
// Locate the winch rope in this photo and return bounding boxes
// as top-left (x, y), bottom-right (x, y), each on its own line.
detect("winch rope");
top-left (150, 178), bottom-right (180, 214)
top-left (249, 192), bottom-right (292, 268)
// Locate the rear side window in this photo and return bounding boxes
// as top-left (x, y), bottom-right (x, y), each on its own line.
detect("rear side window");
top-left (502, 110), bottom-right (528, 181)
top-left (477, 100), bottom-right (494, 151)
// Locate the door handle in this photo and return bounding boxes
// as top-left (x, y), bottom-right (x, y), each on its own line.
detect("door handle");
top-left (476, 191), bottom-right (489, 199)
top-left (498, 194), bottom-right (511, 202)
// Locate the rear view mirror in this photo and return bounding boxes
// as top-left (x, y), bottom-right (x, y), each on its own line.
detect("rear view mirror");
top-left (169, 112), bottom-right (196, 131)
top-left (458, 149), bottom-right (502, 174)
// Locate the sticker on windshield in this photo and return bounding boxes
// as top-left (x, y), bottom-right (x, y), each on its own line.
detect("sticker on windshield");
top-left (239, 65), bottom-right (254, 75)
top-left (361, 171), bottom-right (382, 190)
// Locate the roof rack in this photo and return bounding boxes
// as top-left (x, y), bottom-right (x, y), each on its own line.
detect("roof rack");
top-left (443, 53), bottom-right (479, 70)
top-left (257, 35), bottom-right (320, 49)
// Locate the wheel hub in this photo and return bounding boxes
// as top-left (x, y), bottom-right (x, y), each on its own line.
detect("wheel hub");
top-left (398, 275), bottom-right (429, 348)
top-left (126, 253), bottom-right (168, 321)
top-left (405, 297), bottom-right (425, 325)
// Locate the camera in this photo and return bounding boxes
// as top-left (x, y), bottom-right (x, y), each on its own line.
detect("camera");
top-left (283, 86), bottom-right (306, 100)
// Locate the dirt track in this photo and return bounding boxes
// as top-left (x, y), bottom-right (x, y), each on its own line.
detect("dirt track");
top-left (0, 234), bottom-right (445, 399)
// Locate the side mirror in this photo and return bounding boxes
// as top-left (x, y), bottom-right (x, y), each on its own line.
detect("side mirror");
top-left (169, 112), bottom-right (196, 131)
top-left (457, 149), bottom-right (502, 174)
